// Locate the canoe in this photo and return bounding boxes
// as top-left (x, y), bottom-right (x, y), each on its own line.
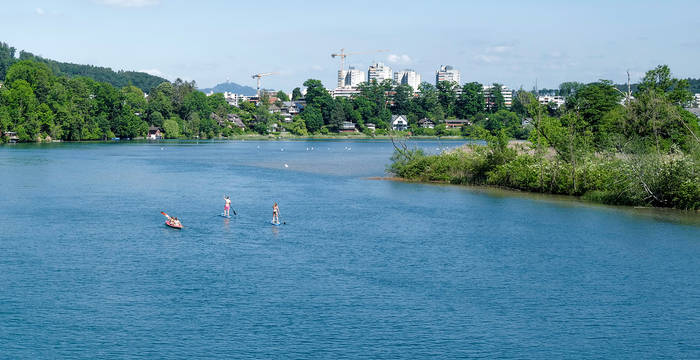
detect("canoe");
top-left (165, 220), bottom-right (183, 229)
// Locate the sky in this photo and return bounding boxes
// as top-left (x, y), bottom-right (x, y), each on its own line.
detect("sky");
top-left (2, 0), bottom-right (700, 92)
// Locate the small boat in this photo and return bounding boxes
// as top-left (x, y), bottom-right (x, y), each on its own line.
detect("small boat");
top-left (165, 220), bottom-right (182, 229)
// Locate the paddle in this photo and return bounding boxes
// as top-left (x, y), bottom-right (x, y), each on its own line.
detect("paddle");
top-left (160, 211), bottom-right (170, 219)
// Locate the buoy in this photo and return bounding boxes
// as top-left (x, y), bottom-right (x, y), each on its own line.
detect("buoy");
top-left (284, 164), bottom-right (289, 168)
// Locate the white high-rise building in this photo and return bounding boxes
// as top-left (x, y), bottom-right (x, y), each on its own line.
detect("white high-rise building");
top-left (339, 67), bottom-right (366, 88)
top-left (394, 70), bottom-right (422, 92)
top-left (483, 85), bottom-right (513, 109)
top-left (435, 65), bottom-right (461, 85)
top-left (368, 62), bottom-right (393, 83)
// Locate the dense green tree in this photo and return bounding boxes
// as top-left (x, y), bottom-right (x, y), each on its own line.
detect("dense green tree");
top-left (291, 87), bottom-right (302, 101)
top-left (436, 81), bottom-right (458, 117)
top-left (636, 65), bottom-right (693, 106)
top-left (276, 90), bottom-right (290, 102)
top-left (559, 82), bottom-right (584, 97)
top-left (301, 105), bottom-right (323, 133)
top-left (456, 82), bottom-right (485, 118)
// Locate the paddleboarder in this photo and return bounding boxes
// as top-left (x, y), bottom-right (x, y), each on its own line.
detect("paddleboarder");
top-left (223, 195), bottom-right (231, 217)
top-left (272, 202), bottom-right (280, 225)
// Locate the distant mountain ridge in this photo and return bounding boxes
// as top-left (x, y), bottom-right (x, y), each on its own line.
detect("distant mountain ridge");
top-left (0, 41), bottom-right (168, 92)
top-left (199, 81), bottom-right (257, 96)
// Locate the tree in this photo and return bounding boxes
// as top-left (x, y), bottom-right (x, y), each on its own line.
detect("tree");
top-left (565, 80), bottom-right (622, 143)
top-left (330, 100), bottom-right (346, 131)
top-left (292, 87), bottom-right (302, 101)
top-left (162, 118), bottom-right (180, 138)
top-left (436, 81), bottom-right (458, 117)
top-left (392, 84), bottom-right (414, 116)
top-left (559, 82), bottom-right (584, 97)
top-left (636, 65), bottom-right (693, 106)
top-left (456, 82), bottom-right (485, 118)
top-left (301, 105), bottom-right (323, 133)
top-left (416, 82), bottom-right (442, 120)
top-left (276, 90), bottom-right (289, 102)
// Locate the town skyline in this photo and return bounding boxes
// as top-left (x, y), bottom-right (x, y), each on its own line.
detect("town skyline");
top-left (2, 0), bottom-right (700, 91)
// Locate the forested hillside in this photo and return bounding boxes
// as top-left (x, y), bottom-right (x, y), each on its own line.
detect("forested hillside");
top-left (0, 42), bottom-right (167, 92)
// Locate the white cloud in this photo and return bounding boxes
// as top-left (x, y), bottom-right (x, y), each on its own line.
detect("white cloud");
top-left (387, 54), bottom-right (412, 65)
top-left (474, 54), bottom-right (501, 64)
top-left (96, 0), bottom-right (160, 7)
top-left (35, 7), bottom-right (45, 15)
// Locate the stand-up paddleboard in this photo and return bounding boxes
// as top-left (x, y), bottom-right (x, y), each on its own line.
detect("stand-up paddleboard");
top-left (220, 213), bottom-right (231, 218)
top-left (270, 221), bottom-right (281, 226)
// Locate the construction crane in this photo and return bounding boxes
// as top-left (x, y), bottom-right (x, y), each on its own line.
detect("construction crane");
top-left (251, 72), bottom-right (277, 97)
top-left (331, 48), bottom-right (389, 75)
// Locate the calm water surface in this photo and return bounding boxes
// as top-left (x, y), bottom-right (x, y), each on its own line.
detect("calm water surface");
top-left (1, 140), bottom-right (699, 359)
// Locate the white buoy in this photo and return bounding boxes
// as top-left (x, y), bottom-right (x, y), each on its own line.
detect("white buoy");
top-left (284, 164), bottom-right (289, 168)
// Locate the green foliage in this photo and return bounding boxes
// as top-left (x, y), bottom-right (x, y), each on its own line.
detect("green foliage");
top-left (291, 87), bottom-right (302, 101)
top-left (276, 90), bottom-right (289, 102)
top-left (162, 118), bottom-right (180, 138)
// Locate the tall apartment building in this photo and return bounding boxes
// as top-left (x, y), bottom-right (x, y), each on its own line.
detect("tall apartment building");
top-left (338, 67), bottom-right (366, 88)
top-left (394, 69), bottom-right (422, 92)
top-left (483, 85), bottom-right (513, 109)
top-left (435, 65), bottom-right (461, 85)
top-left (368, 62), bottom-right (393, 83)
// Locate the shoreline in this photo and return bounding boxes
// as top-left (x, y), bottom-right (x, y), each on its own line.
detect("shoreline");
top-left (367, 176), bottom-right (700, 221)
top-left (1, 135), bottom-right (471, 144)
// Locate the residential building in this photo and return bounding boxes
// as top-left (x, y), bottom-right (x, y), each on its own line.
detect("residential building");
top-left (365, 123), bottom-right (376, 131)
top-left (435, 65), bottom-right (460, 85)
top-left (338, 67), bottom-right (366, 88)
top-left (147, 126), bottom-right (163, 140)
top-left (418, 118), bottom-right (435, 129)
top-left (538, 95), bottom-right (566, 108)
top-left (694, 93), bottom-right (700, 107)
top-left (483, 85), bottom-right (513, 110)
top-left (445, 119), bottom-right (470, 128)
top-left (368, 62), bottom-right (393, 83)
top-left (394, 69), bottom-right (421, 92)
top-left (390, 115), bottom-right (409, 131)
top-left (331, 87), bottom-right (361, 98)
top-left (340, 121), bottom-right (357, 133)
top-left (211, 113), bottom-right (246, 129)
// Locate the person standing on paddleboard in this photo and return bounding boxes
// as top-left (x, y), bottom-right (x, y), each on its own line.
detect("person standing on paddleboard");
top-left (272, 202), bottom-right (280, 225)
top-left (223, 195), bottom-right (231, 217)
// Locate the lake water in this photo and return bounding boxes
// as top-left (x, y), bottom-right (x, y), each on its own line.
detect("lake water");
top-left (1, 140), bottom-right (699, 359)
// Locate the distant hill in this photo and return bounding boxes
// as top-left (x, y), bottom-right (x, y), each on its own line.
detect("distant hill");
top-left (0, 41), bottom-right (168, 92)
top-left (199, 81), bottom-right (257, 96)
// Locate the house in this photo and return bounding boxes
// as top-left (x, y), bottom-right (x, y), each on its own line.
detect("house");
top-left (339, 121), bottom-right (357, 133)
top-left (365, 123), bottom-right (376, 131)
top-left (147, 126), bottom-right (163, 140)
top-left (418, 118), bottom-right (435, 129)
top-left (390, 115), bottom-right (409, 131)
top-left (3, 131), bottom-right (18, 143)
top-left (280, 101), bottom-right (302, 123)
top-left (268, 104), bottom-right (281, 114)
top-left (211, 113), bottom-right (246, 129)
top-left (444, 119), bottom-right (470, 128)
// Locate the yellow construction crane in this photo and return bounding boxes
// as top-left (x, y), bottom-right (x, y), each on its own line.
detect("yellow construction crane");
top-left (251, 72), bottom-right (278, 97)
top-left (331, 48), bottom-right (389, 74)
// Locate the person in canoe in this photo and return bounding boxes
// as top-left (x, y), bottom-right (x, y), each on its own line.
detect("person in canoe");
top-left (272, 202), bottom-right (280, 225)
top-left (161, 211), bottom-right (183, 228)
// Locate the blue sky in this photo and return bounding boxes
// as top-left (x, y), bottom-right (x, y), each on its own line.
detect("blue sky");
top-left (2, 0), bottom-right (699, 92)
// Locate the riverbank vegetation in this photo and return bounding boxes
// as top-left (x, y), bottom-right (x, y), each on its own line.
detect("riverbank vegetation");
top-left (390, 66), bottom-right (700, 210)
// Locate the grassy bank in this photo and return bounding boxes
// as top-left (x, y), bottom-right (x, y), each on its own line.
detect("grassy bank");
top-left (389, 140), bottom-right (700, 211)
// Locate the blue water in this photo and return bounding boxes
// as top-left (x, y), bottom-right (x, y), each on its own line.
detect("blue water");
top-left (1, 140), bottom-right (699, 359)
